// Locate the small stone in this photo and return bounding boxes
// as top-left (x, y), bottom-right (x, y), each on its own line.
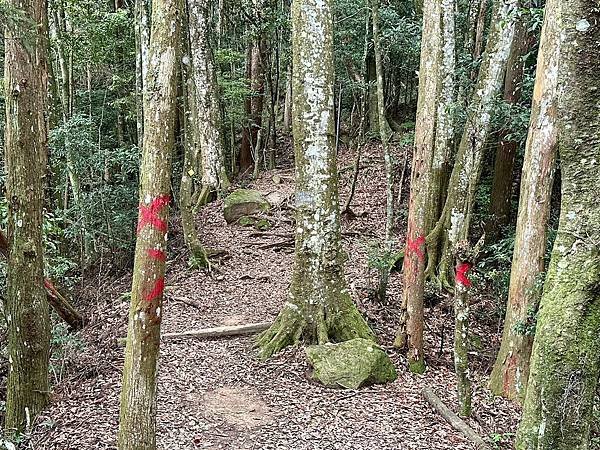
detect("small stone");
top-left (305, 338), bottom-right (397, 389)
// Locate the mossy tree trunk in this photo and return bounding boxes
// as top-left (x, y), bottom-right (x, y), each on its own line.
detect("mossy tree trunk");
top-left (516, 1), bottom-right (600, 448)
top-left (118, 0), bottom-right (179, 448)
top-left (489, 0), bottom-right (559, 403)
top-left (430, 0), bottom-right (518, 289)
top-left (3, 0), bottom-right (51, 435)
top-left (257, 0), bottom-right (374, 359)
top-left (395, 0), bottom-right (456, 373)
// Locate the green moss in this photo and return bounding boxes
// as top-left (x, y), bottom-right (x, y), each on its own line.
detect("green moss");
top-left (305, 338), bottom-right (397, 389)
top-left (223, 189), bottom-right (270, 223)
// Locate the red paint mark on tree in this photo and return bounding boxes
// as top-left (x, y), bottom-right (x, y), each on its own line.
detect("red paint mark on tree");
top-left (145, 278), bottom-right (165, 302)
top-left (407, 235), bottom-right (426, 261)
top-left (147, 249), bottom-right (166, 261)
top-left (456, 262), bottom-right (473, 287)
top-left (137, 195), bottom-right (171, 234)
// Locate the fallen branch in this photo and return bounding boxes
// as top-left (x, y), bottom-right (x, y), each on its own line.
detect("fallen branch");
top-left (422, 387), bottom-right (490, 449)
top-left (1, 229), bottom-right (84, 330)
top-left (118, 322), bottom-right (272, 346)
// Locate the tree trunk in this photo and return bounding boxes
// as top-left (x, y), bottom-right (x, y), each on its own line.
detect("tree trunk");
top-left (188, 0), bottom-right (230, 195)
top-left (367, 51), bottom-right (379, 134)
top-left (180, 0), bottom-right (209, 268)
top-left (134, 0), bottom-right (151, 147)
top-left (515, 2), bottom-right (600, 448)
top-left (394, 0), bottom-right (451, 373)
top-left (371, 0), bottom-right (394, 302)
top-left (3, 0), bottom-right (51, 435)
top-left (117, 0), bottom-right (179, 447)
top-left (424, 0), bottom-right (456, 278)
top-left (454, 259), bottom-right (473, 417)
top-left (488, 0), bottom-right (560, 403)
top-left (256, 0), bottom-right (374, 359)
top-left (0, 229), bottom-right (84, 330)
top-left (486, 11), bottom-right (530, 243)
top-left (430, 0), bottom-right (518, 289)
top-left (283, 63), bottom-right (292, 133)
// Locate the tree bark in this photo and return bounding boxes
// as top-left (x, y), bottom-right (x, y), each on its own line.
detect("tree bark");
top-left (117, 0), bottom-right (179, 447)
top-left (256, 0), bottom-right (374, 359)
top-left (489, 0), bottom-right (560, 403)
top-left (187, 0), bottom-right (229, 194)
top-left (486, 11), bottom-right (530, 243)
top-left (134, 0), bottom-right (151, 147)
top-left (371, 0), bottom-right (394, 302)
top-left (3, 0), bottom-right (51, 435)
top-left (0, 229), bottom-right (84, 330)
top-left (429, 0), bottom-right (518, 289)
top-left (515, 1), bottom-right (600, 448)
top-left (394, 0), bottom-right (457, 373)
top-left (180, 0), bottom-right (209, 268)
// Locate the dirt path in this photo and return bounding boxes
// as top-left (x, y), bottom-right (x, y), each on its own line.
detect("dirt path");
top-left (29, 144), bottom-right (518, 449)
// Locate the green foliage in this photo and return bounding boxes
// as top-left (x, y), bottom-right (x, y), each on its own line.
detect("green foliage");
top-left (49, 322), bottom-right (85, 385)
top-left (49, 114), bottom-right (139, 263)
top-left (489, 432), bottom-right (515, 449)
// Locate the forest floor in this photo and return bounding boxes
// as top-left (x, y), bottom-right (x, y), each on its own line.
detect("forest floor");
top-left (27, 141), bottom-right (519, 449)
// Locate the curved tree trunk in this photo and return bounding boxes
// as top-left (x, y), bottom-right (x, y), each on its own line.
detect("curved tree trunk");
top-left (515, 1), bottom-right (600, 448)
top-left (430, 0), bottom-right (518, 289)
top-left (3, 0), bottom-right (51, 435)
top-left (488, 0), bottom-right (560, 403)
top-left (118, 0), bottom-right (179, 447)
top-left (257, 0), bottom-right (374, 359)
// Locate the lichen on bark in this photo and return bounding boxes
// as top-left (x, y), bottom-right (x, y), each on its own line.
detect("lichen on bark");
top-left (3, 0), bottom-right (51, 436)
top-left (118, 1), bottom-right (180, 448)
top-left (516, 1), bottom-right (600, 448)
top-left (256, 0), bottom-right (374, 359)
top-left (489, 0), bottom-right (560, 403)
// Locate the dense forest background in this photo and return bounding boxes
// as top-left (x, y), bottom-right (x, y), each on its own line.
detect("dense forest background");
top-left (0, 0), bottom-right (599, 448)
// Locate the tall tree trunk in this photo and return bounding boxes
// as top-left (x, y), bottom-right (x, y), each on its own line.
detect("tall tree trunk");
top-left (429, 0), bottom-right (518, 289)
top-left (486, 10), bottom-right (530, 243)
top-left (134, 0), bottom-right (151, 147)
top-left (239, 44), bottom-right (254, 173)
top-left (489, 0), bottom-right (560, 403)
top-left (256, 0), bottom-right (374, 359)
top-left (395, 0), bottom-right (457, 373)
top-left (117, 0), bottom-right (179, 447)
top-left (180, 0), bottom-right (209, 268)
top-left (3, 0), bottom-right (51, 435)
top-left (188, 0), bottom-right (229, 195)
top-left (472, 0), bottom-right (488, 65)
top-left (283, 63), bottom-right (292, 133)
top-left (366, 51), bottom-right (379, 134)
top-left (516, 1), bottom-right (600, 447)
top-left (371, 0), bottom-right (394, 302)
top-left (424, 0), bottom-right (456, 277)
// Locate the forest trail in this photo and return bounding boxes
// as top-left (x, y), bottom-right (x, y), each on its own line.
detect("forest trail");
top-left (29, 144), bottom-right (517, 450)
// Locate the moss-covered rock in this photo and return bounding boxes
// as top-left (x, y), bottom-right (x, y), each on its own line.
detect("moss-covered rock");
top-left (223, 189), bottom-right (271, 224)
top-left (305, 338), bottom-right (397, 389)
